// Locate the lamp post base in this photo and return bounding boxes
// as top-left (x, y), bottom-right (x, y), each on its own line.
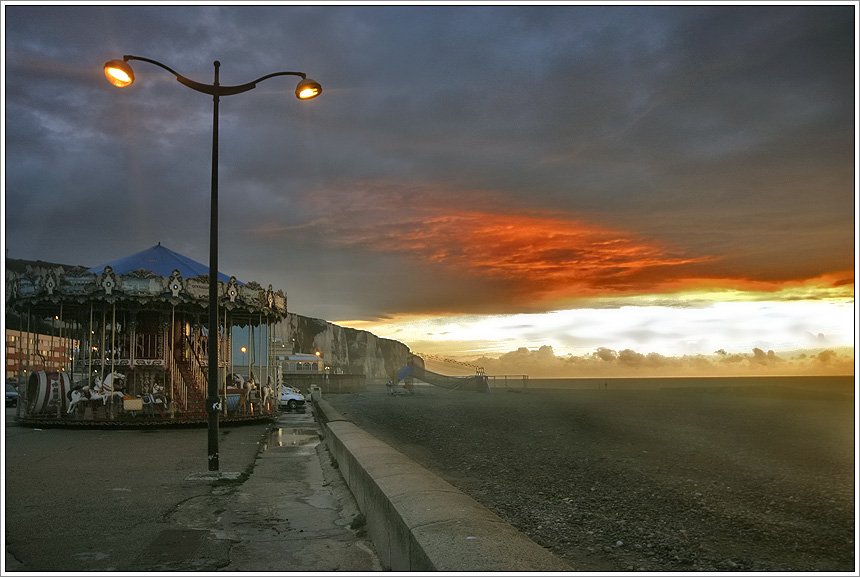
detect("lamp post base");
top-left (186, 471), bottom-right (240, 481)
top-left (207, 405), bottom-right (220, 471)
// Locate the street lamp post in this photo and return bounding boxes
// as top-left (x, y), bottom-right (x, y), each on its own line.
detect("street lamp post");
top-left (105, 56), bottom-right (321, 471)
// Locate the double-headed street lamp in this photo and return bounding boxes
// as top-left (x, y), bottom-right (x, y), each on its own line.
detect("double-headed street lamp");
top-left (104, 55), bottom-right (321, 471)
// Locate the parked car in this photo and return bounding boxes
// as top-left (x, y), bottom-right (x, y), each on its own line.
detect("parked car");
top-left (6, 383), bottom-right (19, 407)
top-left (279, 387), bottom-right (306, 410)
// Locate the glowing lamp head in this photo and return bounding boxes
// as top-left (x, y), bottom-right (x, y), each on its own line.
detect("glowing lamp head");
top-left (295, 77), bottom-right (322, 100)
top-left (104, 59), bottom-right (135, 87)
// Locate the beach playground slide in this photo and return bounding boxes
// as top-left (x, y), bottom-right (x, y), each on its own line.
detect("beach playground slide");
top-left (396, 365), bottom-right (489, 392)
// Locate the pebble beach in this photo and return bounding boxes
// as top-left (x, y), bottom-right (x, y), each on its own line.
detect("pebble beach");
top-left (325, 378), bottom-right (855, 572)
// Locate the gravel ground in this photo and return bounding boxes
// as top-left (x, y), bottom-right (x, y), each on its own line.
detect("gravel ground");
top-left (324, 382), bottom-right (856, 572)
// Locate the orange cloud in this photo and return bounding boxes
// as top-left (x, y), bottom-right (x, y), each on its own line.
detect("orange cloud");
top-left (289, 181), bottom-right (853, 308)
top-left (322, 205), bottom-right (712, 302)
top-left (408, 212), bottom-right (706, 286)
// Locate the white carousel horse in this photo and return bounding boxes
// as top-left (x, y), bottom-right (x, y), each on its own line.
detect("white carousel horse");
top-left (243, 375), bottom-right (257, 406)
top-left (104, 372), bottom-right (125, 392)
top-left (90, 372), bottom-right (125, 406)
top-left (66, 372), bottom-right (124, 413)
top-left (67, 387), bottom-right (91, 413)
top-left (261, 377), bottom-right (274, 407)
top-left (142, 391), bottom-right (168, 405)
top-left (141, 382), bottom-right (168, 411)
top-left (226, 373), bottom-right (255, 410)
top-left (142, 392), bottom-right (168, 415)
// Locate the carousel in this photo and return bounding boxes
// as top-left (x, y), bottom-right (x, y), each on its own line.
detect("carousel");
top-left (6, 243), bottom-right (286, 426)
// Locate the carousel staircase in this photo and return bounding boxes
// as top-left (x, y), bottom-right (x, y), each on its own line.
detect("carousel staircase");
top-left (174, 359), bottom-right (208, 418)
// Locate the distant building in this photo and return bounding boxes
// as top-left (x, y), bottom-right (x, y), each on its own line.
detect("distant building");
top-left (5, 329), bottom-right (79, 380)
top-left (282, 353), bottom-right (325, 374)
top-left (269, 337), bottom-right (325, 376)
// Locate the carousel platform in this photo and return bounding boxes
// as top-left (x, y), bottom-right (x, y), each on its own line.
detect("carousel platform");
top-left (15, 412), bottom-right (276, 429)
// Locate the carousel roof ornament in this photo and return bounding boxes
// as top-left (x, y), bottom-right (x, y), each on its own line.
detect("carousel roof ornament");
top-left (6, 243), bottom-right (286, 318)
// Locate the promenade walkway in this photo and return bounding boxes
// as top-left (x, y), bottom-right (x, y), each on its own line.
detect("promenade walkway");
top-left (4, 404), bottom-right (381, 572)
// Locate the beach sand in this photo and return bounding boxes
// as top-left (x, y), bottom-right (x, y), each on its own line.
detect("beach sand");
top-left (324, 380), bottom-right (855, 572)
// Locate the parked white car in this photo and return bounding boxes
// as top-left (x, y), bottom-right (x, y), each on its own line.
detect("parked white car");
top-left (279, 387), bottom-right (306, 410)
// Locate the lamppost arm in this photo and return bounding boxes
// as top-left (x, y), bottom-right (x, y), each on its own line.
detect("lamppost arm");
top-left (120, 55), bottom-right (309, 97)
top-left (105, 54), bottom-right (320, 473)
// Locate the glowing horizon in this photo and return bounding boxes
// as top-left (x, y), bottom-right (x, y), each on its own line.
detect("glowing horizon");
top-left (339, 289), bottom-right (855, 374)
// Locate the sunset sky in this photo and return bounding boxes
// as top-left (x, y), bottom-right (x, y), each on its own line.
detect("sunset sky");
top-left (3, 3), bottom-right (856, 375)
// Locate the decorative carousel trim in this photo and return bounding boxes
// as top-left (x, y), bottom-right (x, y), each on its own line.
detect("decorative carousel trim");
top-left (167, 269), bottom-right (184, 297)
top-left (101, 266), bottom-right (118, 295)
top-left (7, 265), bottom-right (288, 318)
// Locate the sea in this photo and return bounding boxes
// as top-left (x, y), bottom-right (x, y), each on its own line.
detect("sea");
top-left (489, 374), bottom-right (855, 397)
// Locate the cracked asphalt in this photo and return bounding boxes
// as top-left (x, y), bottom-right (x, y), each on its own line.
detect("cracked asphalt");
top-left (3, 404), bottom-right (381, 572)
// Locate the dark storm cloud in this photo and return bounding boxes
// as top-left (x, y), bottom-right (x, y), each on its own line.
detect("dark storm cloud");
top-left (3, 3), bottom-right (854, 321)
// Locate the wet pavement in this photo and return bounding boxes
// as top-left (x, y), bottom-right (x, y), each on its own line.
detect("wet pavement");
top-left (4, 404), bottom-right (382, 572)
top-left (166, 409), bottom-right (382, 572)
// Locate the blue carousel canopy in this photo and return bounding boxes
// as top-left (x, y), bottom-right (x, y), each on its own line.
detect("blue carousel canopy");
top-left (88, 243), bottom-right (237, 283)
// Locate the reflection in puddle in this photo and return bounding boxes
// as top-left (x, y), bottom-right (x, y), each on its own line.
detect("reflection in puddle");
top-left (261, 428), bottom-right (318, 451)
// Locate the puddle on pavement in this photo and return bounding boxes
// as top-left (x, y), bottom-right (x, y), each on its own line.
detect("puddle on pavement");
top-left (261, 428), bottom-right (319, 451)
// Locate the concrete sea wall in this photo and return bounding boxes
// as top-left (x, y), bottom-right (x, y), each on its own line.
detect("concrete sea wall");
top-left (316, 399), bottom-right (572, 572)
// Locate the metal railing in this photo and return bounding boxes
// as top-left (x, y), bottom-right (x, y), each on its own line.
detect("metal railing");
top-left (167, 351), bottom-right (187, 413)
top-left (167, 336), bottom-right (208, 414)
